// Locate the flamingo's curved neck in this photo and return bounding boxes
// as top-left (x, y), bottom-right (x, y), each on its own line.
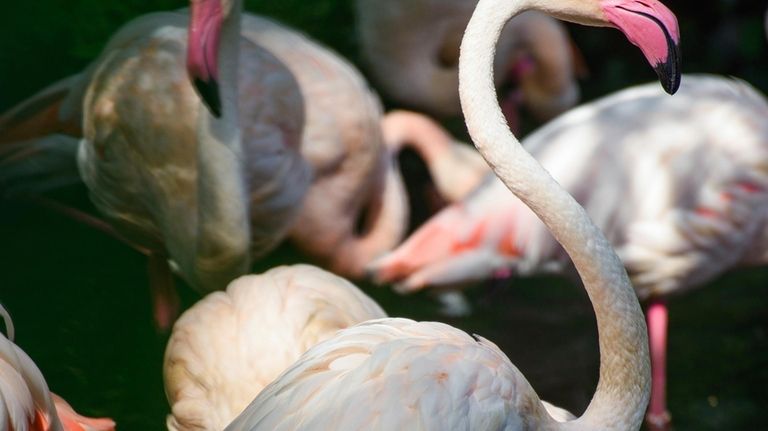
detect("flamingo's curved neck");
top-left (460, 0), bottom-right (649, 429)
top-left (194, 0), bottom-right (251, 289)
top-left (329, 155), bottom-right (408, 279)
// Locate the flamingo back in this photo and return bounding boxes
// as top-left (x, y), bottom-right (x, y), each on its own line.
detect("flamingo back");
top-left (371, 75), bottom-right (768, 299)
top-left (164, 265), bottom-right (387, 431)
top-left (224, 318), bottom-right (553, 431)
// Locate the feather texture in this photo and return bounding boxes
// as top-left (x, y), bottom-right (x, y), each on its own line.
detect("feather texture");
top-left (371, 75), bottom-right (768, 299)
top-left (164, 265), bottom-right (387, 431)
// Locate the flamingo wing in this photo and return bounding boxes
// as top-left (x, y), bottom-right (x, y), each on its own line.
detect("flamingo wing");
top-left (164, 265), bottom-right (387, 431)
top-left (224, 319), bottom-right (551, 431)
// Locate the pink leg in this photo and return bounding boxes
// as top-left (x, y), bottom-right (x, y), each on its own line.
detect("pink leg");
top-left (646, 298), bottom-right (671, 431)
top-left (148, 253), bottom-right (179, 332)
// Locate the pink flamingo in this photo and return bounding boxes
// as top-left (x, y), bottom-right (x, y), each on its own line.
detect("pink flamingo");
top-left (1, 3), bottom-right (311, 328)
top-left (163, 264), bottom-right (574, 430)
top-left (355, 0), bottom-right (587, 131)
top-left (370, 75), bottom-right (767, 430)
top-left (0, 0), bottom-right (486, 314)
top-left (1, 305), bottom-right (115, 431)
top-left (224, 0), bottom-right (680, 428)
top-left (0, 5), bottom-right (487, 327)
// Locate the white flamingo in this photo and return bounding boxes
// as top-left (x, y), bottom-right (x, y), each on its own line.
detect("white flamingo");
top-left (0, 4), bottom-right (312, 328)
top-left (164, 265), bottom-right (388, 431)
top-left (355, 0), bottom-right (586, 131)
top-left (223, 0), bottom-right (681, 429)
top-left (0, 305), bottom-right (115, 431)
top-left (164, 265), bottom-right (572, 431)
top-left (369, 74), bottom-right (768, 429)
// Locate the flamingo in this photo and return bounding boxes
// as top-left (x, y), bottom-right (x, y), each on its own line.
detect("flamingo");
top-left (164, 265), bottom-right (573, 430)
top-left (0, 7), bottom-right (494, 327)
top-left (355, 0), bottom-right (586, 131)
top-left (163, 264), bottom-right (388, 431)
top-left (222, 0), bottom-right (680, 429)
top-left (0, 305), bottom-right (115, 431)
top-left (0, 4), bottom-right (313, 328)
top-left (369, 74), bottom-right (767, 430)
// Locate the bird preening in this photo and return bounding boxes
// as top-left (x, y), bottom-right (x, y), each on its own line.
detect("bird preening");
top-left (2, 0), bottom-right (766, 430)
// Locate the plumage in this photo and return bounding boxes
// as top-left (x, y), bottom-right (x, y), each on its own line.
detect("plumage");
top-left (370, 74), bottom-right (766, 430)
top-left (226, 319), bottom-right (573, 431)
top-left (371, 75), bottom-right (768, 297)
top-left (236, 15), bottom-right (407, 279)
top-left (0, 9), bottom-right (491, 305)
top-left (164, 265), bottom-right (387, 431)
top-left (0, 306), bottom-right (115, 431)
top-left (78, 9), bottom-right (310, 292)
top-left (223, 0), bottom-right (681, 429)
top-left (355, 0), bottom-right (583, 127)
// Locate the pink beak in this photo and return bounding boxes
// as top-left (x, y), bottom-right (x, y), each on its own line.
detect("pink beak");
top-left (602, 0), bottom-right (681, 94)
top-left (187, 0), bottom-right (224, 117)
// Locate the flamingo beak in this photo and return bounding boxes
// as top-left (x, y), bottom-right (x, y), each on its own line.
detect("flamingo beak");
top-left (188, 0), bottom-right (224, 117)
top-left (601, 0), bottom-right (681, 94)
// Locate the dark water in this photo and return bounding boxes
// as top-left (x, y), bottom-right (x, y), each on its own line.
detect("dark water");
top-left (1, 1), bottom-right (767, 430)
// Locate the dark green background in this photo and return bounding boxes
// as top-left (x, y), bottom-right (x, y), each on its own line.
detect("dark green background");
top-left (1, 1), bottom-right (767, 430)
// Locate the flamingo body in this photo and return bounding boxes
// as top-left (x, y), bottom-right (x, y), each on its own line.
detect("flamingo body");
top-left (372, 75), bottom-right (768, 299)
top-left (355, 0), bottom-right (582, 124)
top-left (79, 10), bottom-right (310, 292)
top-left (164, 265), bottom-right (387, 431)
top-left (225, 318), bottom-right (573, 431)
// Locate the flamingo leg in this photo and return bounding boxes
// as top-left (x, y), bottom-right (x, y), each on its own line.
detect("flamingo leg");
top-left (148, 253), bottom-right (180, 331)
top-left (645, 297), bottom-right (671, 431)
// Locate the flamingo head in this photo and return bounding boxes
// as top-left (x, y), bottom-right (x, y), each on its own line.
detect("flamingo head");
top-left (497, 49), bottom-right (580, 132)
top-left (543, 0), bottom-right (681, 94)
top-left (187, 0), bottom-right (227, 117)
top-left (600, 0), bottom-right (680, 94)
top-left (496, 14), bottom-right (583, 131)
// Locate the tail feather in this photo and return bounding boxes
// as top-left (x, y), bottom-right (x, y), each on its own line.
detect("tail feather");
top-left (0, 135), bottom-right (82, 197)
top-left (0, 133), bottom-right (149, 256)
top-left (52, 394), bottom-right (115, 431)
top-left (0, 75), bottom-right (83, 145)
top-left (368, 205), bottom-right (476, 283)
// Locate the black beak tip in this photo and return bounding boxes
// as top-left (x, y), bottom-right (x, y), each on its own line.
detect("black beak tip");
top-left (193, 77), bottom-right (222, 118)
top-left (655, 41), bottom-right (681, 95)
